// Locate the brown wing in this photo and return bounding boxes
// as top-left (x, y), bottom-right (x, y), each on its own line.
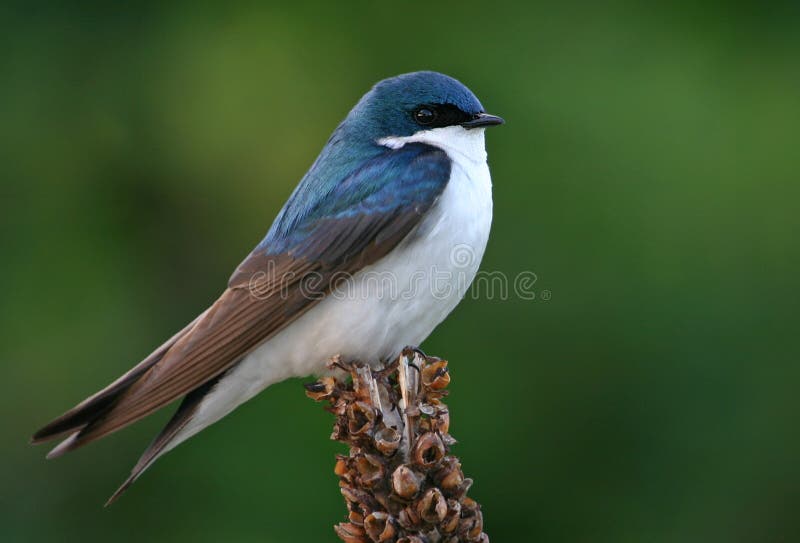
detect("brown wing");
top-left (32, 143), bottom-right (452, 457)
top-left (35, 207), bottom-right (435, 457)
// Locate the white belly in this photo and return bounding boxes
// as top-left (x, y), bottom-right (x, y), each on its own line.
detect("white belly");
top-left (167, 126), bottom-right (493, 450)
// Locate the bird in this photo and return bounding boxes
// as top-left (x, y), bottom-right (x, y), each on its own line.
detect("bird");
top-left (31, 70), bottom-right (504, 505)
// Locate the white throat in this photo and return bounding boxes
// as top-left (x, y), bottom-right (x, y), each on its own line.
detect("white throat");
top-left (377, 125), bottom-right (488, 165)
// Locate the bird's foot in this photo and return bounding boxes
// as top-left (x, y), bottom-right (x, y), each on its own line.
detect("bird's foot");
top-left (401, 345), bottom-right (428, 359)
top-left (401, 345), bottom-right (433, 373)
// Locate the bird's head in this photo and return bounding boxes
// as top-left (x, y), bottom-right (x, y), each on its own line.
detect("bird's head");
top-left (341, 71), bottom-right (504, 144)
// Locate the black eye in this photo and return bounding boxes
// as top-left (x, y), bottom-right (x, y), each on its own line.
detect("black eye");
top-left (413, 107), bottom-right (437, 125)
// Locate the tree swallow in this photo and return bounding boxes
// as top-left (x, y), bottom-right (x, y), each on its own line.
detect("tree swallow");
top-left (31, 71), bottom-right (504, 504)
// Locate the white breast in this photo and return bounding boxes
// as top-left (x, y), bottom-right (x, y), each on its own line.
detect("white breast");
top-left (306, 124), bottom-right (493, 361)
top-left (268, 124), bottom-right (493, 370)
top-left (168, 126), bottom-right (493, 450)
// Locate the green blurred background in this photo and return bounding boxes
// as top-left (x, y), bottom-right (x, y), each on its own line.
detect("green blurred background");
top-left (2, 2), bottom-right (799, 542)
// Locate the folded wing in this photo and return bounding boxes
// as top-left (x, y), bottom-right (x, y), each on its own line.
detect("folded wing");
top-left (32, 142), bottom-right (452, 459)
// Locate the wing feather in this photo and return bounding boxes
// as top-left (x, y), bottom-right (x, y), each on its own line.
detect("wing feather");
top-left (34, 143), bottom-right (451, 456)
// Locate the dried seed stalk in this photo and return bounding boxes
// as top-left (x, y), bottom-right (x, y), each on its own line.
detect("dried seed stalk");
top-left (305, 348), bottom-right (489, 543)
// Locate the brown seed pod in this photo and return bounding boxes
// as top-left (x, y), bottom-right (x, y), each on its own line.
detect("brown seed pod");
top-left (348, 508), bottom-right (365, 527)
top-left (412, 432), bottom-right (445, 468)
top-left (374, 426), bottom-right (401, 455)
top-left (435, 457), bottom-right (464, 491)
top-left (341, 484), bottom-right (377, 510)
top-left (421, 359), bottom-right (450, 390)
top-left (330, 396), bottom-right (349, 416)
top-left (363, 511), bottom-right (397, 543)
top-left (335, 456), bottom-right (349, 477)
top-left (416, 487), bottom-right (447, 524)
top-left (468, 508), bottom-right (485, 540)
top-left (441, 433), bottom-right (457, 447)
top-left (354, 454), bottom-right (385, 488)
top-left (396, 536), bottom-right (426, 543)
top-left (397, 504), bottom-right (422, 531)
top-left (391, 464), bottom-right (422, 500)
top-left (434, 408), bottom-right (450, 434)
top-left (446, 477), bottom-right (473, 501)
top-left (334, 522), bottom-right (368, 543)
top-left (417, 416), bottom-right (432, 433)
top-left (304, 376), bottom-right (336, 400)
top-left (347, 401), bottom-right (377, 436)
top-left (458, 504), bottom-right (484, 541)
top-left (440, 499), bottom-right (461, 533)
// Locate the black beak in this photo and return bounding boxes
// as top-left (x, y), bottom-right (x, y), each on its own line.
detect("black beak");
top-left (461, 112), bottom-right (505, 129)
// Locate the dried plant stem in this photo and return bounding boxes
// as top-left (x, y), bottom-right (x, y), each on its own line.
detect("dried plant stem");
top-left (305, 348), bottom-right (489, 543)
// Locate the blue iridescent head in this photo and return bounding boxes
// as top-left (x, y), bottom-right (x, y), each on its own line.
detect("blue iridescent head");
top-left (341, 71), bottom-right (504, 141)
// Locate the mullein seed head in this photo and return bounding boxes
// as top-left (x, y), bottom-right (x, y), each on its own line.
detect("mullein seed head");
top-left (308, 352), bottom-right (489, 542)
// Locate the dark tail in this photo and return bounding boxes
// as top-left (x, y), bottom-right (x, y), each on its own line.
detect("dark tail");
top-left (104, 374), bottom-right (223, 506)
top-left (31, 317), bottom-right (200, 452)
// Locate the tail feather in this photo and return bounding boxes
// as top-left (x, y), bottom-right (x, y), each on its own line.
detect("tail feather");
top-left (32, 372), bottom-right (147, 445)
top-left (45, 432), bottom-right (80, 459)
top-left (31, 316), bottom-right (201, 446)
top-left (31, 309), bottom-right (237, 504)
top-left (105, 373), bottom-right (223, 506)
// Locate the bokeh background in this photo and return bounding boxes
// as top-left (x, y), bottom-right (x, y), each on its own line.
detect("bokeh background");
top-left (2, 2), bottom-right (799, 542)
